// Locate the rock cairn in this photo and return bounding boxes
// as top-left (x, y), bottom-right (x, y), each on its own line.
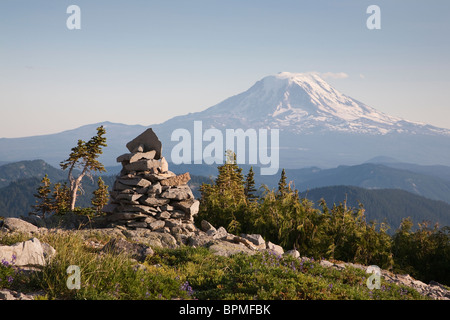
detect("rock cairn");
top-left (104, 129), bottom-right (199, 235)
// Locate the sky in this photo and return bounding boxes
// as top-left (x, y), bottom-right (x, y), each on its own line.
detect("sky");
top-left (0, 0), bottom-right (449, 138)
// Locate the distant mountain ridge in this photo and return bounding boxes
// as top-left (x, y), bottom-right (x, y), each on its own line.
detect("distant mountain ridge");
top-left (1, 160), bottom-right (448, 231)
top-left (300, 185), bottom-right (450, 231)
top-left (2, 72), bottom-right (450, 168)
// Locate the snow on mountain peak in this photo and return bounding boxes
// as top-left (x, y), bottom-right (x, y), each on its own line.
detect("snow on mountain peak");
top-left (196, 72), bottom-right (450, 136)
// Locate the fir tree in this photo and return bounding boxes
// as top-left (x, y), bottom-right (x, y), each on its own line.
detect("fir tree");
top-left (277, 168), bottom-right (289, 198)
top-left (91, 177), bottom-right (109, 214)
top-left (32, 174), bottom-right (53, 218)
top-left (244, 166), bottom-right (257, 203)
top-left (52, 182), bottom-right (71, 215)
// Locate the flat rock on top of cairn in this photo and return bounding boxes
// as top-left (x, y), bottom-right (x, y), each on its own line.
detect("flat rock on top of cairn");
top-left (126, 128), bottom-right (162, 159)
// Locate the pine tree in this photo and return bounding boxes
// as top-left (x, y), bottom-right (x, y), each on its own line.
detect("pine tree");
top-left (91, 177), bottom-right (109, 214)
top-left (244, 166), bottom-right (257, 203)
top-left (60, 126), bottom-right (107, 211)
top-left (32, 174), bottom-right (53, 218)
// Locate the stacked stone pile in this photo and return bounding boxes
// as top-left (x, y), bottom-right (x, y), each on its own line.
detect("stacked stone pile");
top-left (104, 128), bottom-right (199, 236)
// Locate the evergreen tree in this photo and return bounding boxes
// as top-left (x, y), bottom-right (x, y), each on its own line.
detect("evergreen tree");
top-left (198, 150), bottom-right (247, 234)
top-left (52, 182), bottom-right (71, 215)
top-left (32, 174), bottom-right (53, 218)
top-left (277, 168), bottom-right (289, 198)
top-left (60, 126), bottom-right (107, 211)
top-left (91, 177), bottom-right (109, 214)
top-left (244, 166), bottom-right (257, 203)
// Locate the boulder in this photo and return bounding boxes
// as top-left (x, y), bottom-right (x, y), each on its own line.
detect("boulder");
top-left (241, 233), bottom-right (265, 247)
top-left (284, 249), bottom-right (300, 259)
top-left (0, 237), bottom-right (55, 267)
top-left (266, 241), bottom-right (284, 256)
top-left (207, 226), bottom-right (228, 239)
top-left (200, 220), bottom-right (216, 233)
top-left (207, 240), bottom-right (257, 257)
top-left (2, 218), bottom-right (38, 234)
top-left (126, 128), bottom-right (162, 159)
top-left (123, 229), bottom-right (178, 248)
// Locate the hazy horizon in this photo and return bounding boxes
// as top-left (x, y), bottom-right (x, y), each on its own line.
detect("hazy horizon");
top-left (1, 0), bottom-right (450, 138)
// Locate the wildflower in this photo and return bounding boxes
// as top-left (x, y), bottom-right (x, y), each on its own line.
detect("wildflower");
top-left (1, 258), bottom-right (9, 267)
top-left (180, 281), bottom-right (194, 297)
top-left (328, 284), bottom-right (333, 290)
top-left (7, 276), bottom-right (13, 283)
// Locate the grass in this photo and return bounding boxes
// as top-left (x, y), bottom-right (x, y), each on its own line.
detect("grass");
top-left (0, 231), bottom-right (430, 300)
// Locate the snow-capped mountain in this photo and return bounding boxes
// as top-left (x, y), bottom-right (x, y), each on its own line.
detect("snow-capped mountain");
top-left (158, 72), bottom-right (450, 136)
top-left (2, 72), bottom-right (450, 169)
top-left (150, 72), bottom-right (450, 168)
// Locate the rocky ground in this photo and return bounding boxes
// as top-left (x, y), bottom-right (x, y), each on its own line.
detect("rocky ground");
top-left (1, 216), bottom-right (449, 300)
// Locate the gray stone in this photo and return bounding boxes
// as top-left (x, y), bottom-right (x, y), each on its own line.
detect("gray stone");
top-left (116, 153), bottom-right (133, 163)
top-left (144, 216), bottom-right (157, 224)
top-left (241, 233), bottom-right (265, 246)
top-left (117, 178), bottom-right (151, 188)
top-left (114, 193), bottom-right (143, 202)
top-left (2, 218), bottom-right (38, 233)
top-left (160, 186), bottom-right (194, 200)
top-left (156, 211), bottom-right (171, 219)
top-left (101, 238), bottom-right (153, 262)
top-left (160, 157), bottom-right (169, 173)
top-left (211, 226), bottom-right (228, 239)
top-left (107, 212), bottom-right (148, 222)
top-left (182, 223), bottom-right (197, 232)
top-left (119, 205), bottom-right (157, 215)
top-left (143, 172), bottom-right (176, 182)
top-left (126, 128), bottom-right (162, 159)
top-left (127, 221), bottom-right (148, 229)
top-left (129, 151), bottom-right (157, 163)
top-left (161, 204), bottom-right (174, 211)
top-left (170, 210), bottom-right (185, 219)
top-left (173, 199), bottom-right (200, 216)
top-left (123, 229), bottom-right (178, 249)
top-left (124, 159), bottom-right (162, 173)
top-left (113, 181), bottom-right (131, 191)
top-left (165, 219), bottom-right (181, 228)
top-left (0, 237), bottom-right (55, 267)
top-left (147, 183), bottom-right (162, 195)
top-left (148, 220), bottom-right (165, 231)
top-left (266, 241), bottom-right (284, 256)
top-left (207, 240), bottom-right (257, 257)
top-left (159, 172), bottom-right (191, 187)
top-left (139, 196), bottom-right (170, 206)
top-left (284, 249), bottom-right (300, 259)
top-left (201, 220), bottom-right (216, 232)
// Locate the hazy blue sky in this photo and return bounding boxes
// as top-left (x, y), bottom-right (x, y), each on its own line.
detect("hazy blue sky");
top-left (1, 0), bottom-right (449, 138)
